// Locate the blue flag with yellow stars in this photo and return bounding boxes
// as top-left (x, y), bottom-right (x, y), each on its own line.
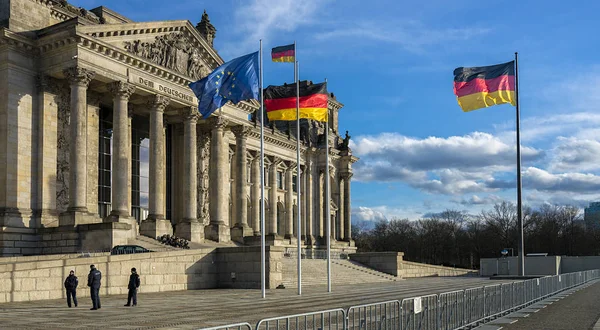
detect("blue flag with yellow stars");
top-left (189, 51), bottom-right (259, 118)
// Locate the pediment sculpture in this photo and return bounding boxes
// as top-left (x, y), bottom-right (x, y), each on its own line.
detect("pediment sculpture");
top-left (124, 32), bottom-right (211, 80)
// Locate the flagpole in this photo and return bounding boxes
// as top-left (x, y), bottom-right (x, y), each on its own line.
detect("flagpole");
top-left (515, 52), bottom-right (524, 277)
top-left (259, 39), bottom-right (266, 298)
top-left (325, 78), bottom-right (331, 293)
top-left (295, 41), bottom-right (302, 296)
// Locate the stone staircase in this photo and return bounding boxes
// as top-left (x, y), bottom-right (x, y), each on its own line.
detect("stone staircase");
top-left (281, 258), bottom-right (398, 288)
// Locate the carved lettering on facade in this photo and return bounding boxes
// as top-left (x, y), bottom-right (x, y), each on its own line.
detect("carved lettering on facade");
top-left (123, 32), bottom-right (211, 80)
top-left (128, 71), bottom-right (197, 104)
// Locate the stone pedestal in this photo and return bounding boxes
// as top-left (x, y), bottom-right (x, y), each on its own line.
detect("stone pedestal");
top-left (205, 222), bottom-right (230, 243)
top-left (59, 211), bottom-right (97, 227)
top-left (231, 224), bottom-right (253, 244)
top-left (176, 220), bottom-right (204, 242)
top-left (140, 219), bottom-right (173, 239)
top-left (79, 222), bottom-right (132, 252)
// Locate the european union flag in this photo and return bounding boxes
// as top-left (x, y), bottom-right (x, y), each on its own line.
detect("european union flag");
top-left (189, 51), bottom-right (259, 118)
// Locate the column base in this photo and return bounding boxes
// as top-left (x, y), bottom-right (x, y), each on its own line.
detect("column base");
top-left (231, 224), bottom-right (253, 243)
top-left (205, 222), bottom-right (230, 243)
top-left (59, 210), bottom-right (97, 227)
top-left (140, 219), bottom-right (173, 239)
top-left (176, 219), bottom-right (204, 243)
top-left (302, 235), bottom-right (317, 246)
top-left (105, 213), bottom-right (138, 239)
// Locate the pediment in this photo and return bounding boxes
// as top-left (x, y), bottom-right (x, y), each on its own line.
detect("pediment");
top-left (78, 20), bottom-right (223, 81)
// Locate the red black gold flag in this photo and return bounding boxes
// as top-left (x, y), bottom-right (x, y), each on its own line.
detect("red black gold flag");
top-left (264, 82), bottom-right (328, 122)
top-left (271, 44), bottom-right (295, 63)
top-left (453, 61), bottom-right (515, 112)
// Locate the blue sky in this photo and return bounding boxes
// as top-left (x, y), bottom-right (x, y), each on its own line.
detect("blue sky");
top-left (73, 0), bottom-right (600, 223)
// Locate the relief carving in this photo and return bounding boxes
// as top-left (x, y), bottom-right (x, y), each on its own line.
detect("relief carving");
top-left (54, 82), bottom-right (70, 213)
top-left (197, 131), bottom-right (211, 225)
top-left (124, 32), bottom-right (211, 80)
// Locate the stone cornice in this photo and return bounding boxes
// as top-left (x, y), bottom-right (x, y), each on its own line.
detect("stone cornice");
top-left (0, 29), bottom-right (37, 53)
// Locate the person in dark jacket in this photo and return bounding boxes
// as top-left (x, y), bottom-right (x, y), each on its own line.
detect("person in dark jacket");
top-left (87, 264), bottom-right (102, 310)
top-left (64, 270), bottom-right (78, 308)
top-left (124, 267), bottom-right (140, 306)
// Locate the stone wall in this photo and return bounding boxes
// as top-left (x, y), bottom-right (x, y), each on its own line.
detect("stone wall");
top-left (399, 260), bottom-right (477, 278)
top-left (349, 252), bottom-right (404, 276)
top-left (0, 246), bottom-right (285, 302)
top-left (350, 252), bottom-right (477, 278)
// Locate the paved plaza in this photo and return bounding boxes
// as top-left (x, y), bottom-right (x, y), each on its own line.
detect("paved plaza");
top-left (0, 277), bottom-right (502, 329)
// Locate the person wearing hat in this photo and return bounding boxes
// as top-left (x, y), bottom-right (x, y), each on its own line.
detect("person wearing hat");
top-left (124, 267), bottom-right (140, 307)
top-left (87, 264), bottom-right (102, 310)
top-left (64, 270), bottom-right (78, 308)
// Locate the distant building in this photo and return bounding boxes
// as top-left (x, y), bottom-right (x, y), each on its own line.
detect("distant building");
top-left (584, 202), bottom-right (600, 230)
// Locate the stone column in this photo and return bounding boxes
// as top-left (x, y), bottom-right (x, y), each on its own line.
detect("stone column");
top-left (140, 95), bottom-right (172, 238)
top-left (304, 157), bottom-right (314, 244)
top-left (342, 172), bottom-right (353, 241)
top-left (62, 67), bottom-right (94, 225)
top-left (231, 125), bottom-right (252, 242)
top-left (107, 81), bottom-right (135, 222)
top-left (269, 157), bottom-right (280, 235)
top-left (318, 169), bottom-right (324, 238)
top-left (176, 107), bottom-right (203, 242)
top-left (285, 164), bottom-right (294, 239)
top-left (251, 155), bottom-right (261, 235)
top-left (205, 116), bottom-right (231, 242)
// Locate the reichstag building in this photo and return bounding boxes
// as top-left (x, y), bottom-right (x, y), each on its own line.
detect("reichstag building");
top-left (0, 0), bottom-right (356, 255)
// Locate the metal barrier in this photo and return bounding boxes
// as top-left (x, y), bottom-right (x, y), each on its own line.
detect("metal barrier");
top-left (401, 294), bottom-right (438, 330)
top-left (347, 300), bottom-right (401, 330)
top-left (438, 290), bottom-right (464, 330)
top-left (255, 308), bottom-right (346, 330)
top-left (203, 270), bottom-right (600, 330)
top-left (199, 323), bottom-right (253, 330)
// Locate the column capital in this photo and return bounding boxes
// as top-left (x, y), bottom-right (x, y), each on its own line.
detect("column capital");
top-left (208, 115), bottom-right (229, 129)
top-left (36, 74), bottom-right (49, 89)
top-left (341, 172), bottom-right (353, 180)
top-left (149, 95), bottom-right (171, 112)
top-left (271, 156), bottom-right (282, 167)
top-left (108, 81), bottom-right (136, 100)
top-left (231, 125), bottom-right (252, 139)
top-left (181, 106), bottom-right (200, 123)
top-left (63, 67), bottom-right (95, 87)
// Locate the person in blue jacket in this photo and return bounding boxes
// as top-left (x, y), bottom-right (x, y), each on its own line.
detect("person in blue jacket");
top-left (87, 264), bottom-right (102, 310)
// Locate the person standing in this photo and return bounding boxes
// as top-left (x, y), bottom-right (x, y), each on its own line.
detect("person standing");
top-left (124, 267), bottom-right (140, 307)
top-left (64, 270), bottom-right (78, 308)
top-left (87, 264), bottom-right (102, 310)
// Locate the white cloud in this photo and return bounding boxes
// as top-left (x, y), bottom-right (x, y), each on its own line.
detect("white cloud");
top-left (314, 21), bottom-right (489, 53)
top-left (550, 137), bottom-right (600, 172)
top-left (352, 206), bottom-right (387, 222)
top-left (221, 0), bottom-right (327, 56)
top-left (451, 194), bottom-right (503, 206)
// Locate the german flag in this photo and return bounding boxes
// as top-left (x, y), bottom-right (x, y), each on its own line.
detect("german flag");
top-left (264, 82), bottom-right (328, 122)
top-left (271, 44), bottom-right (295, 63)
top-left (453, 61), bottom-right (515, 112)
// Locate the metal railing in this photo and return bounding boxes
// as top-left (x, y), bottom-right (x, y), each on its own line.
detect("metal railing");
top-left (284, 248), bottom-right (350, 260)
top-left (199, 269), bottom-right (600, 330)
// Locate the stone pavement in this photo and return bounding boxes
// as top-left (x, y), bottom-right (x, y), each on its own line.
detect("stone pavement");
top-left (0, 277), bottom-right (503, 329)
top-left (489, 281), bottom-right (600, 330)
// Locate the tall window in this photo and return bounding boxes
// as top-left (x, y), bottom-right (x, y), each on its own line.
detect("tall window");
top-left (98, 108), bottom-right (113, 218)
top-left (131, 115), bottom-right (150, 222)
top-left (277, 171), bottom-right (284, 189)
top-left (292, 175), bottom-right (297, 193)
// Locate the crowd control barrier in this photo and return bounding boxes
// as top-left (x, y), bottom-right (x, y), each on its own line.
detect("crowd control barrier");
top-left (199, 269), bottom-right (600, 330)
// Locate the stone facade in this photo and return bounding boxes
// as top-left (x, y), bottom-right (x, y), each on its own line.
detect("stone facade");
top-left (0, 0), bottom-right (357, 256)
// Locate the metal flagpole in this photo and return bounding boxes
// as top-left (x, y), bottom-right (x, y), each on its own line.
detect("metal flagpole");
top-left (260, 39), bottom-right (266, 298)
top-left (515, 52), bottom-right (524, 277)
top-left (295, 41), bottom-right (302, 296)
top-left (325, 78), bottom-right (331, 293)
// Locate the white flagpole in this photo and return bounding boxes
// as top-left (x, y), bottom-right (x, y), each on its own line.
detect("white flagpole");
top-left (325, 78), bottom-right (331, 293)
top-left (295, 40), bottom-right (302, 295)
top-left (259, 39), bottom-right (266, 299)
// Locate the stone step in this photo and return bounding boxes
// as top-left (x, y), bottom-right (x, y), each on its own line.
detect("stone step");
top-left (281, 259), bottom-right (398, 287)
